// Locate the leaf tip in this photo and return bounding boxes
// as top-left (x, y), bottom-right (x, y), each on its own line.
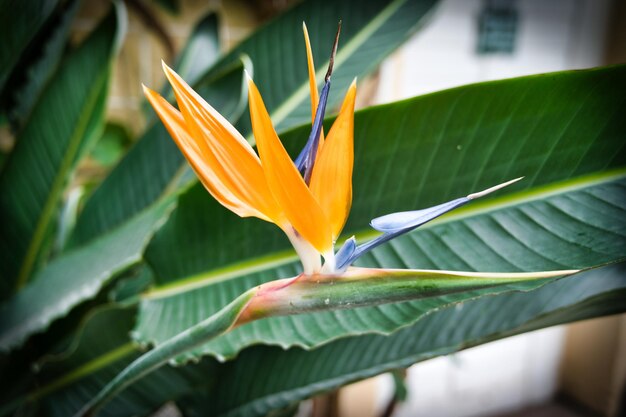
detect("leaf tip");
top-left (467, 177), bottom-right (524, 200)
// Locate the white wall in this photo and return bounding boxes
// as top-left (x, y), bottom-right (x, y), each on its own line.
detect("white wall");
top-left (376, 327), bottom-right (567, 416)
top-left (372, 0), bottom-right (612, 415)
top-left (376, 0), bottom-right (612, 101)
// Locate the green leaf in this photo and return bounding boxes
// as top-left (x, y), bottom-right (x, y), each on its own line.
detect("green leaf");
top-left (199, 262), bottom-right (626, 417)
top-left (137, 65), bottom-right (626, 361)
top-left (74, 72), bottom-right (112, 167)
top-left (107, 265), bottom-right (154, 304)
top-left (0, 53), bottom-right (252, 354)
top-left (0, 0), bottom-right (58, 94)
top-left (71, 266), bottom-right (567, 415)
top-left (0, 3), bottom-right (125, 292)
top-left (1, 0), bottom-right (80, 129)
top-left (0, 304), bottom-right (218, 417)
top-left (38, 310), bottom-right (211, 417)
top-left (89, 123), bottom-right (132, 168)
top-left (48, 81), bottom-right (109, 257)
top-left (70, 57), bottom-right (250, 246)
top-left (34, 306), bottom-right (139, 383)
top-left (221, 0), bottom-right (438, 134)
top-left (175, 12), bottom-right (219, 84)
top-left (0, 196), bottom-right (175, 353)
top-left (158, 12), bottom-right (220, 103)
top-left (73, 170), bottom-right (626, 413)
top-left (152, 0), bottom-right (180, 15)
top-left (7, 264), bottom-right (624, 416)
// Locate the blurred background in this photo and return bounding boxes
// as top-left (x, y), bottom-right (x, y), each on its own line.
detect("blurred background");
top-left (4, 0), bottom-right (624, 416)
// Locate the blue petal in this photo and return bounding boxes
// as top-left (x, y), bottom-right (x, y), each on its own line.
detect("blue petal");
top-left (337, 232), bottom-right (390, 270)
top-left (370, 197), bottom-right (469, 232)
top-left (337, 178), bottom-right (524, 270)
top-left (335, 236), bottom-right (356, 272)
top-left (294, 80), bottom-right (331, 181)
top-left (337, 196), bottom-right (468, 270)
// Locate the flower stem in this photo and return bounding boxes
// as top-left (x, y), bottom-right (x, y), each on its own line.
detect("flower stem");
top-left (73, 289), bottom-right (256, 417)
top-left (285, 227), bottom-right (321, 274)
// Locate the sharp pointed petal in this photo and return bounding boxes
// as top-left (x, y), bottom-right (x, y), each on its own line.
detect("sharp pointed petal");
top-left (302, 23), bottom-right (320, 127)
top-left (162, 63), bottom-right (285, 225)
top-left (295, 81), bottom-right (331, 175)
top-left (247, 76), bottom-right (332, 252)
top-left (371, 177), bottom-right (524, 233)
top-left (342, 178), bottom-right (526, 269)
top-left (295, 23), bottom-right (342, 176)
top-left (371, 197), bottom-right (469, 233)
top-left (143, 85), bottom-right (259, 218)
top-left (309, 81), bottom-right (357, 239)
top-left (335, 236), bottom-right (357, 272)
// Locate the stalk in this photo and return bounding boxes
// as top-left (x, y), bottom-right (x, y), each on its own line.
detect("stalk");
top-left (75, 289), bottom-right (256, 417)
top-left (76, 267), bottom-right (577, 416)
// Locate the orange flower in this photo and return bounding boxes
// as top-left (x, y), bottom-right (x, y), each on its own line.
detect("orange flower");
top-left (144, 22), bottom-right (522, 275)
top-left (144, 24), bottom-right (355, 274)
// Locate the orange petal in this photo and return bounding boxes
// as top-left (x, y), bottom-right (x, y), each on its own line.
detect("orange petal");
top-left (302, 22), bottom-right (324, 148)
top-left (247, 75), bottom-right (333, 252)
top-left (143, 85), bottom-right (266, 219)
top-left (309, 79), bottom-right (357, 240)
top-left (303, 23), bottom-right (319, 125)
top-left (161, 62), bottom-right (285, 225)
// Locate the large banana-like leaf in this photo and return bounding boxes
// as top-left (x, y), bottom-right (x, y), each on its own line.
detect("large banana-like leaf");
top-left (70, 8), bottom-right (230, 246)
top-left (195, 262), bottom-right (626, 417)
top-left (0, 264), bottom-right (626, 416)
top-left (6, 66), bottom-right (625, 417)
top-left (35, 270), bottom-right (579, 417)
top-left (138, 65), bottom-right (626, 361)
top-left (70, 0), bottom-right (438, 246)
top-left (69, 58), bottom-right (249, 245)
top-left (1, 0), bottom-right (80, 129)
top-left (222, 0), bottom-right (438, 134)
top-left (0, 55), bottom-right (253, 353)
top-left (30, 0), bottom-right (440, 357)
top-left (0, 304), bottom-right (217, 417)
top-left (0, 196), bottom-right (175, 352)
top-left (0, 0), bottom-right (58, 94)
top-left (4, 265), bottom-right (623, 416)
top-left (0, 3), bottom-right (124, 293)
top-left (79, 190), bottom-right (626, 413)
top-left (155, 12), bottom-right (220, 108)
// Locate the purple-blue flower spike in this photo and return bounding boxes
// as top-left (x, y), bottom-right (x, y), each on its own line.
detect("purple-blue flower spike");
top-left (336, 177), bottom-right (524, 271)
top-left (370, 197), bottom-right (470, 233)
top-left (295, 21), bottom-right (341, 184)
top-left (335, 236), bottom-right (357, 269)
top-left (295, 82), bottom-right (331, 178)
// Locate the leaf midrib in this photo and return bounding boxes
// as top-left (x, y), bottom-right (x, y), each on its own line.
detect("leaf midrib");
top-left (30, 343), bottom-right (135, 400)
top-left (143, 168), bottom-right (626, 300)
top-left (15, 69), bottom-right (110, 289)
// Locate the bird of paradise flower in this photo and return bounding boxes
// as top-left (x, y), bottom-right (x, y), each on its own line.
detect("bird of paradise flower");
top-left (143, 22), bottom-right (530, 277)
top-left (79, 23), bottom-right (578, 416)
